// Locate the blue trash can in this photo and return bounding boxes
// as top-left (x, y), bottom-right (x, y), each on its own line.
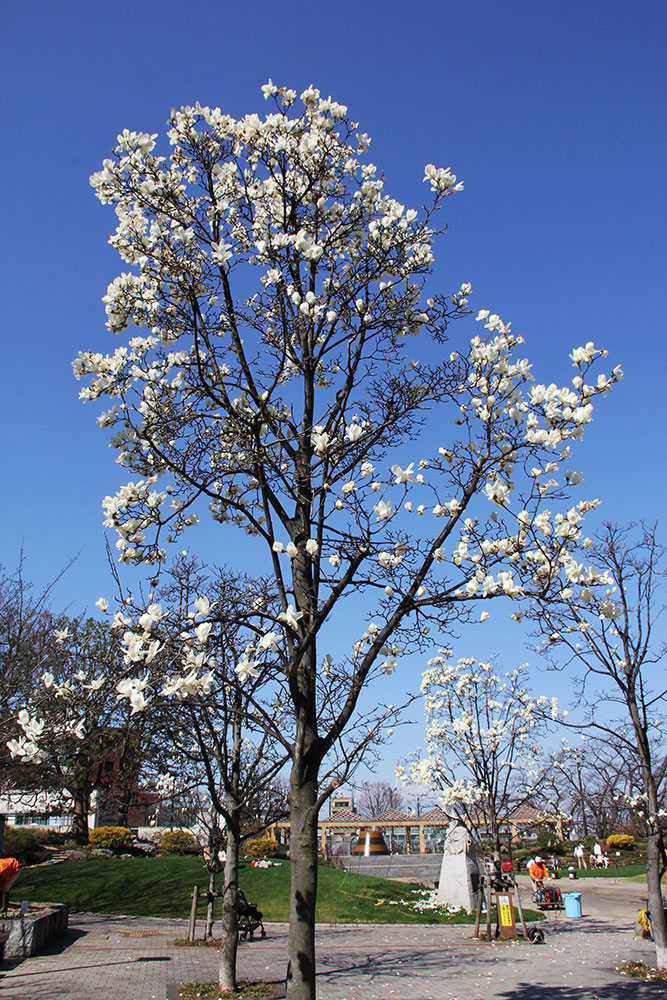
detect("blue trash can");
top-left (563, 892), bottom-right (583, 918)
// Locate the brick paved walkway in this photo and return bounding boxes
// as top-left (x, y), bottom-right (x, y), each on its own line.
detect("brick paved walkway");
top-left (0, 879), bottom-right (664, 999)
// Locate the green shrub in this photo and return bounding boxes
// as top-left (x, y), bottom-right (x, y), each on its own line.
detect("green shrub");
top-left (89, 826), bottom-right (134, 851)
top-left (535, 832), bottom-right (567, 854)
top-left (607, 833), bottom-right (635, 851)
top-left (160, 829), bottom-right (196, 854)
top-left (245, 837), bottom-right (280, 858)
top-left (2, 826), bottom-right (50, 864)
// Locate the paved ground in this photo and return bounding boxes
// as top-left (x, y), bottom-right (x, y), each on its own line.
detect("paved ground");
top-left (0, 877), bottom-right (664, 1000)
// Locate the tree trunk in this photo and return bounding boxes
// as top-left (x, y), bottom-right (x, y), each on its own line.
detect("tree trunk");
top-left (205, 868), bottom-right (217, 939)
top-left (646, 831), bottom-right (667, 969)
top-left (71, 791), bottom-right (90, 840)
top-left (286, 772), bottom-right (319, 1000)
top-left (487, 806), bottom-right (501, 863)
top-left (626, 697), bottom-right (667, 971)
top-left (219, 830), bottom-right (240, 991)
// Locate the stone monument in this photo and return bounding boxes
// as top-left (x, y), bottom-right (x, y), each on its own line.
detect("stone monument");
top-left (436, 822), bottom-right (480, 911)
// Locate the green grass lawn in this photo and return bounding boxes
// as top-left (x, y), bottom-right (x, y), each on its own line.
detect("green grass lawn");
top-left (14, 856), bottom-right (542, 924)
top-left (563, 863), bottom-right (645, 879)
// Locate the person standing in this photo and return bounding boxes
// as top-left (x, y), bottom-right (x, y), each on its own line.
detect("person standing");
top-left (593, 842), bottom-right (602, 867)
top-left (574, 843), bottom-right (587, 869)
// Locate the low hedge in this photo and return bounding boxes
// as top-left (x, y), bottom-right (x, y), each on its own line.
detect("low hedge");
top-left (607, 833), bottom-right (635, 851)
top-left (1, 826), bottom-right (50, 864)
top-left (245, 837), bottom-right (280, 858)
top-left (89, 826), bottom-right (134, 851)
top-left (160, 829), bottom-right (196, 854)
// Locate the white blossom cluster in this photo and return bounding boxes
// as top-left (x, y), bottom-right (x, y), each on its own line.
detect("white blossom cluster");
top-left (108, 583), bottom-right (304, 714)
top-left (7, 668), bottom-right (105, 764)
top-left (404, 659), bottom-right (554, 817)
top-left (71, 82), bottom-right (622, 717)
top-left (6, 709), bottom-right (47, 763)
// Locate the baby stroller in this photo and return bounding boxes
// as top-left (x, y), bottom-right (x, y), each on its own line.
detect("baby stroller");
top-left (236, 888), bottom-right (266, 941)
top-left (532, 882), bottom-right (563, 910)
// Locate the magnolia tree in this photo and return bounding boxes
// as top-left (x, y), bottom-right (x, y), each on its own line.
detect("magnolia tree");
top-left (75, 82), bottom-right (621, 999)
top-left (0, 560), bottom-right (74, 786)
top-left (113, 555), bottom-right (405, 989)
top-left (528, 522), bottom-right (667, 968)
top-left (6, 616), bottom-right (155, 837)
top-left (401, 658), bottom-right (555, 859)
top-left (117, 560), bottom-right (291, 989)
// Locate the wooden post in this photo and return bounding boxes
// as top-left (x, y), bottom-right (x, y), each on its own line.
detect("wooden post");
top-left (473, 876), bottom-right (484, 937)
top-left (205, 871), bottom-right (216, 939)
top-left (418, 824), bottom-right (425, 855)
top-left (187, 885), bottom-right (199, 943)
top-left (485, 878), bottom-right (493, 940)
top-left (512, 875), bottom-right (529, 940)
top-left (405, 825), bottom-right (411, 854)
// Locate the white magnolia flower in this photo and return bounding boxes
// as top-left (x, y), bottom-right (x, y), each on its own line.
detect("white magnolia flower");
top-left (194, 595), bottom-right (212, 617)
top-left (279, 604), bottom-right (304, 629)
top-left (258, 631), bottom-right (280, 651)
top-left (311, 430), bottom-right (330, 454)
top-left (129, 690), bottom-right (148, 714)
top-left (139, 603), bottom-right (163, 631)
top-left (374, 500), bottom-right (393, 521)
top-left (54, 628), bottom-right (69, 643)
top-left (235, 655), bottom-right (260, 682)
top-left (195, 622), bottom-right (212, 644)
top-left (144, 639), bottom-right (160, 664)
top-left (305, 539), bottom-right (318, 555)
top-left (95, 597), bottom-right (109, 612)
top-left (116, 676), bottom-right (149, 705)
top-left (391, 463), bottom-right (415, 484)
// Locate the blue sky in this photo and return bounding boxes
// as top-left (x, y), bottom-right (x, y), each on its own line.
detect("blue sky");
top-left (1, 0), bottom-right (665, 783)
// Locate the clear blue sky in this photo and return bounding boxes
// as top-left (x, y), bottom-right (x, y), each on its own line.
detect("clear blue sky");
top-left (1, 0), bottom-right (665, 781)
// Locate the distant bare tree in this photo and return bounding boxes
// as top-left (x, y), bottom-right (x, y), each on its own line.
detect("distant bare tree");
top-left (539, 738), bottom-right (644, 838)
top-left (531, 521), bottom-right (667, 969)
top-left (356, 780), bottom-right (404, 817)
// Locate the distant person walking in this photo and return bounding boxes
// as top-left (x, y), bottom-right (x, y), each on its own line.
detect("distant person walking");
top-left (574, 843), bottom-right (587, 869)
top-left (593, 842), bottom-right (603, 867)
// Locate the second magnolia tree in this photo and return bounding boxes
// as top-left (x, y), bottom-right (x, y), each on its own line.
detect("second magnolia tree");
top-left (75, 82), bottom-right (621, 999)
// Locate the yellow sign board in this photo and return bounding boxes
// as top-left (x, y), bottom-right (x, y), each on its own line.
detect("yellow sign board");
top-left (495, 891), bottom-right (517, 939)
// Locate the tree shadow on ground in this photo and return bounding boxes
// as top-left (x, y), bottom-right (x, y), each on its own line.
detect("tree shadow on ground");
top-left (1, 953), bottom-right (172, 979)
top-left (316, 943), bottom-right (514, 982)
top-left (0, 926), bottom-right (87, 969)
top-left (542, 917), bottom-right (638, 936)
top-left (496, 982), bottom-right (667, 1000)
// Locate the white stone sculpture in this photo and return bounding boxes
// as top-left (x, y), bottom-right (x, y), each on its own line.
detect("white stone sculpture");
top-left (436, 822), bottom-right (480, 911)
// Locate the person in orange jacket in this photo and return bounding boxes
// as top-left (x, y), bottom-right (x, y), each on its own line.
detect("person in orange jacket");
top-left (0, 857), bottom-right (20, 893)
top-left (528, 856), bottom-right (550, 886)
